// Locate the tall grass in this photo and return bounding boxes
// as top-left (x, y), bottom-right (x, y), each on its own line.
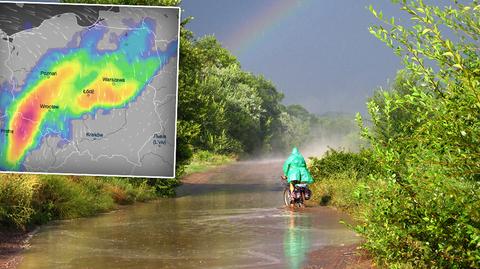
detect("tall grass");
top-left (308, 150), bottom-right (377, 217)
top-left (0, 174), bottom-right (39, 228)
top-left (0, 174), bottom-right (159, 230)
top-left (104, 178), bottom-right (156, 204)
top-left (183, 150), bottom-right (236, 175)
top-left (309, 171), bottom-right (360, 209)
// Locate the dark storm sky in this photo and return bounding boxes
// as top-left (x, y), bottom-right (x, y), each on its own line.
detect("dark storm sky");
top-left (180, 0), bottom-right (409, 115)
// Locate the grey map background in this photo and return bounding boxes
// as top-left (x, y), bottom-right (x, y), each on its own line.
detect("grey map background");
top-left (0, 3), bottom-right (179, 178)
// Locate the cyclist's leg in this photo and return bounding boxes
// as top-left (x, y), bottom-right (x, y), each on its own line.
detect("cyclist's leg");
top-left (289, 171), bottom-right (300, 193)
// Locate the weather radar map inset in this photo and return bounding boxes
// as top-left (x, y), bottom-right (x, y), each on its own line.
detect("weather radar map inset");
top-left (0, 2), bottom-right (179, 178)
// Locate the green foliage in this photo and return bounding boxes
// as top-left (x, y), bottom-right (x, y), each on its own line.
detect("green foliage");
top-left (0, 174), bottom-right (38, 229)
top-left (144, 177), bottom-right (180, 198)
top-left (356, 1), bottom-right (480, 267)
top-left (178, 32), bottom-right (288, 160)
top-left (307, 149), bottom-right (378, 211)
top-left (0, 174), bottom-right (160, 229)
top-left (368, 71), bottom-right (420, 143)
top-left (31, 176), bottom-right (114, 222)
top-left (183, 150), bottom-right (236, 175)
top-left (309, 170), bottom-right (366, 210)
top-left (273, 109), bottom-right (310, 151)
top-left (274, 111), bottom-right (363, 155)
top-left (309, 149), bottom-right (378, 181)
top-left (104, 178), bottom-right (158, 203)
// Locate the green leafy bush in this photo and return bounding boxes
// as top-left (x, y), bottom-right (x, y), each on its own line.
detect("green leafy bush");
top-left (309, 149), bottom-right (378, 181)
top-left (0, 174), bottom-right (161, 229)
top-left (183, 150), bottom-right (236, 175)
top-left (105, 178), bottom-right (158, 203)
top-left (307, 149), bottom-right (378, 214)
top-left (355, 1), bottom-right (480, 267)
top-left (31, 176), bottom-right (114, 222)
top-left (309, 170), bottom-right (363, 209)
top-left (147, 177), bottom-right (180, 197)
top-left (0, 174), bottom-right (38, 229)
top-left (356, 176), bottom-right (480, 268)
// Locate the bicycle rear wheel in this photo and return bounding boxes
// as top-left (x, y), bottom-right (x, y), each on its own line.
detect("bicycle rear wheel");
top-left (283, 188), bottom-right (291, 206)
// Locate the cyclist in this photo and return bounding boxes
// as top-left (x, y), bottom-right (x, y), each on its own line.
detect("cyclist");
top-left (283, 147), bottom-right (314, 197)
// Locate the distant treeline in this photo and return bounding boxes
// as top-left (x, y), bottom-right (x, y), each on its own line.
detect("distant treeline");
top-left (56, 0), bottom-right (359, 173)
top-left (175, 19), bottom-right (359, 173)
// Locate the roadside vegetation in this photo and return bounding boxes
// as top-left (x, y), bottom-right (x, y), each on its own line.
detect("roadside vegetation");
top-left (0, 174), bottom-right (158, 229)
top-left (310, 1), bottom-right (480, 268)
top-left (183, 150), bottom-right (236, 175)
top-left (308, 149), bottom-right (378, 211)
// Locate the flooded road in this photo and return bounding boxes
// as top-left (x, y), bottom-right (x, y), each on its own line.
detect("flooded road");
top-left (18, 161), bottom-right (359, 269)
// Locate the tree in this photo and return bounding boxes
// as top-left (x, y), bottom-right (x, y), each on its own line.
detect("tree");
top-left (61, 0), bottom-right (318, 172)
top-left (356, 1), bottom-right (480, 267)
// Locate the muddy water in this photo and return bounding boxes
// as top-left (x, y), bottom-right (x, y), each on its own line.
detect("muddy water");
top-left (18, 161), bottom-right (359, 269)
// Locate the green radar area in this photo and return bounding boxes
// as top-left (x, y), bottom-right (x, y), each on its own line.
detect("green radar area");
top-left (0, 2), bottom-right (180, 178)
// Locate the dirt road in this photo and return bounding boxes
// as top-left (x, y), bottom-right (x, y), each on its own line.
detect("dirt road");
top-left (6, 160), bottom-right (371, 269)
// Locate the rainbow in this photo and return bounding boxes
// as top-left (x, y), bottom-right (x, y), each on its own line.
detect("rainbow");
top-left (223, 0), bottom-right (311, 55)
top-left (0, 18), bottom-right (177, 170)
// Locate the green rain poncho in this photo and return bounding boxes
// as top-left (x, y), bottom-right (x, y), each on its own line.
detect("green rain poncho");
top-left (283, 147), bottom-right (314, 184)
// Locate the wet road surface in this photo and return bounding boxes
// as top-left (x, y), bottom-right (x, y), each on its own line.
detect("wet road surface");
top-left (18, 160), bottom-right (359, 269)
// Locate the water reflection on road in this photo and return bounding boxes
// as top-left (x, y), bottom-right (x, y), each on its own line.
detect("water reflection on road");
top-left (18, 161), bottom-right (359, 269)
top-left (284, 210), bottom-right (311, 269)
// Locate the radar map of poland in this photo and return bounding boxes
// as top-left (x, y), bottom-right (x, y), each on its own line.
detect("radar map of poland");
top-left (0, 2), bottom-right (179, 178)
